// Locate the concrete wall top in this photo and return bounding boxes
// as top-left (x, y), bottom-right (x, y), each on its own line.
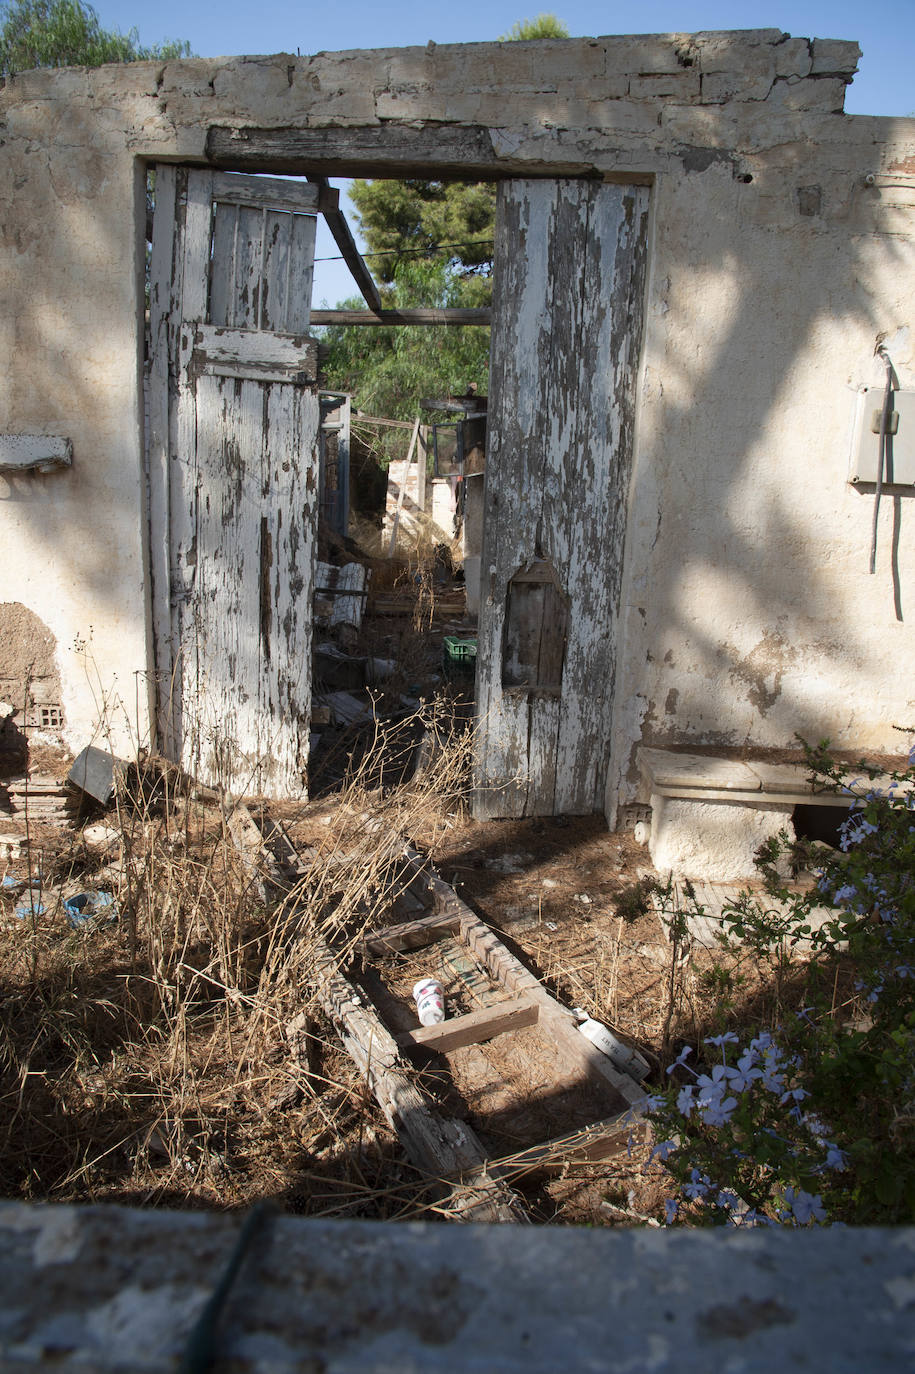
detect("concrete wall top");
top-left (1, 30), bottom-right (865, 172)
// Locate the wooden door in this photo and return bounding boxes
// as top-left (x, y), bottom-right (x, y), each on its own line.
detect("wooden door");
top-left (474, 179), bottom-right (650, 818)
top-left (148, 167), bottom-right (322, 796)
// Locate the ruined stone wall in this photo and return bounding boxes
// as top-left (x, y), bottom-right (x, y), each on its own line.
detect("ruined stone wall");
top-left (0, 30), bottom-right (913, 788)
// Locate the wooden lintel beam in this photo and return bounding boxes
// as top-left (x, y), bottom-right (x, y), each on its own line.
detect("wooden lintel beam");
top-left (205, 123), bottom-right (599, 180)
top-left (307, 175), bottom-right (383, 314)
top-left (311, 308), bottom-right (491, 327)
top-left (396, 996), bottom-right (540, 1054)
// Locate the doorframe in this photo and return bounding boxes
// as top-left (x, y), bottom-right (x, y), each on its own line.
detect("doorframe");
top-left (141, 142), bottom-right (656, 813)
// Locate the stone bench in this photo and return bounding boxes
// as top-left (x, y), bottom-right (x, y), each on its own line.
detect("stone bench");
top-left (636, 748), bottom-right (890, 881)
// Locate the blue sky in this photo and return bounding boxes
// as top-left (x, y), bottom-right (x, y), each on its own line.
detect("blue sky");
top-left (97, 0), bottom-right (915, 303)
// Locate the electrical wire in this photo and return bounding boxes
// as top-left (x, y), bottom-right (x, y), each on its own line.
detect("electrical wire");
top-left (869, 347), bottom-right (895, 575)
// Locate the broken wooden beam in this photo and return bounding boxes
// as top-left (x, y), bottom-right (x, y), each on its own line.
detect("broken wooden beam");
top-left (310, 308), bottom-right (491, 327)
top-left (307, 176), bottom-right (383, 314)
top-left (396, 995), bottom-right (540, 1054)
top-left (363, 910), bottom-right (460, 956)
top-left (352, 414), bottom-right (416, 430)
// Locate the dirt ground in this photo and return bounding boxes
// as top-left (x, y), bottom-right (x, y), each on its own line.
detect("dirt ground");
top-left (0, 571), bottom-right (825, 1229)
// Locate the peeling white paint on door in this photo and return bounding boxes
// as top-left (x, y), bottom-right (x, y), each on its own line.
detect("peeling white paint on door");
top-left (149, 168), bottom-right (320, 796)
top-left (474, 179), bottom-right (650, 818)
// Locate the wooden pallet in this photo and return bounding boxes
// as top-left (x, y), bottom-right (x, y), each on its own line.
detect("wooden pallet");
top-left (229, 805), bottom-right (648, 1223)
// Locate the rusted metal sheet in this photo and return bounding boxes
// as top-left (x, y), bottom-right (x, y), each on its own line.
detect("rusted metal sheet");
top-left (148, 168), bottom-right (320, 796)
top-left (474, 179), bottom-right (650, 819)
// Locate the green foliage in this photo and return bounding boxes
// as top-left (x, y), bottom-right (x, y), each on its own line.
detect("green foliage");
top-left (321, 257), bottom-right (490, 450)
top-left (0, 0), bottom-right (190, 75)
top-left (500, 13), bottom-right (570, 40)
top-left (645, 740), bottom-right (915, 1227)
top-left (348, 178), bottom-right (495, 286)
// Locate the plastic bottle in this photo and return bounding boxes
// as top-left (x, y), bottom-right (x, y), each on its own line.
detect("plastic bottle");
top-left (572, 1008), bottom-right (650, 1080)
top-left (413, 977), bottom-right (446, 1026)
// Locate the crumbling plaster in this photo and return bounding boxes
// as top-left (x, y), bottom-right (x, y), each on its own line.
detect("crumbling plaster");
top-left (0, 29), bottom-right (913, 784)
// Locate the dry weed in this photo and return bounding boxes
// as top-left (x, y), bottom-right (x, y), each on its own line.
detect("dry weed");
top-left (0, 700), bottom-right (476, 1218)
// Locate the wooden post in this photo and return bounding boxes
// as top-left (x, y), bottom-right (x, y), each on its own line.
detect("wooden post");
top-left (417, 425), bottom-right (428, 515)
top-left (387, 418), bottom-right (420, 558)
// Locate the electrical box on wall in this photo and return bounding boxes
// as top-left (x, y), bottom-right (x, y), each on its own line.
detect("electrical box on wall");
top-left (851, 389), bottom-right (915, 486)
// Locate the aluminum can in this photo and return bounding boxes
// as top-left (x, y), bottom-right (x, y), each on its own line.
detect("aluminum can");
top-left (413, 977), bottom-right (446, 1026)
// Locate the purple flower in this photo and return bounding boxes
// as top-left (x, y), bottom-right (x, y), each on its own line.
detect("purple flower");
top-left (667, 1044), bottom-right (694, 1075)
top-left (784, 1187), bottom-right (827, 1225)
top-left (676, 1084), bottom-right (696, 1117)
top-left (705, 1032), bottom-right (739, 1049)
top-left (700, 1095), bottom-right (738, 1127)
top-left (650, 1139), bottom-right (677, 1165)
top-left (683, 1169), bottom-right (711, 1200)
top-left (780, 1087), bottom-right (810, 1106)
top-left (663, 1199), bottom-right (679, 1224)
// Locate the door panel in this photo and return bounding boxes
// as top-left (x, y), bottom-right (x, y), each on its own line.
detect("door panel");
top-left (149, 167), bottom-right (320, 796)
top-left (474, 179), bottom-right (650, 818)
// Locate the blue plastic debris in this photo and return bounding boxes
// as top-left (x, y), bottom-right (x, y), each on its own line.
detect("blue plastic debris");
top-left (13, 885), bottom-right (45, 920)
top-left (63, 891), bottom-right (117, 929)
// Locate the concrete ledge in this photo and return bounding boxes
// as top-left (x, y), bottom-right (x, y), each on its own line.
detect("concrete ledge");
top-left (639, 748), bottom-right (860, 881)
top-left (638, 747), bottom-right (891, 804)
top-left (0, 1202), bottom-right (911, 1370)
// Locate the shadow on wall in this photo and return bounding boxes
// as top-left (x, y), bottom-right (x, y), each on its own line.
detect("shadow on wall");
top-left (622, 148), bottom-right (912, 770)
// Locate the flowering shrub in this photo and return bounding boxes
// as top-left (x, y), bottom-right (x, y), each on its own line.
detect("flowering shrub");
top-left (644, 741), bottom-right (915, 1226)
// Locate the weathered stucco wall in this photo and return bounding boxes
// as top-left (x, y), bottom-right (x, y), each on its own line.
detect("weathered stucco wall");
top-left (0, 30), bottom-right (913, 788)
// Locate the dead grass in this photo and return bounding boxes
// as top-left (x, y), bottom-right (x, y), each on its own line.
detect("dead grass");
top-left (0, 703), bottom-right (487, 1217)
top-left (0, 650), bottom-right (837, 1227)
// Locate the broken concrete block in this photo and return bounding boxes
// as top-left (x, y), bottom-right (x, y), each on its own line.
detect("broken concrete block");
top-left (80, 824), bottom-right (121, 852)
top-left (649, 794), bottom-right (795, 883)
top-left (68, 746), bottom-right (125, 805)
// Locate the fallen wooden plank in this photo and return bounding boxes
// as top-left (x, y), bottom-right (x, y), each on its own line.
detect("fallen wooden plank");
top-left (363, 910), bottom-right (460, 956)
top-left (307, 176), bottom-right (383, 314)
top-left (494, 1112), bottom-right (644, 1175)
top-left (227, 804), bottom-right (529, 1224)
top-left (396, 995), bottom-right (539, 1053)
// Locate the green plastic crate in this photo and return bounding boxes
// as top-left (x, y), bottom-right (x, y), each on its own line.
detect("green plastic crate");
top-left (443, 636), bottom-right (477, 670)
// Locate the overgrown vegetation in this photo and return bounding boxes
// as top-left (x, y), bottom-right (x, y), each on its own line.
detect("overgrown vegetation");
top-left (0, 0), bottom-right (190, 75)
top-left (0, 703), bottom-right (475, 1213)
top-left (321, 257), bottom-right (491, 435)
top-left (641, 741), bottom-right (915, 1227)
